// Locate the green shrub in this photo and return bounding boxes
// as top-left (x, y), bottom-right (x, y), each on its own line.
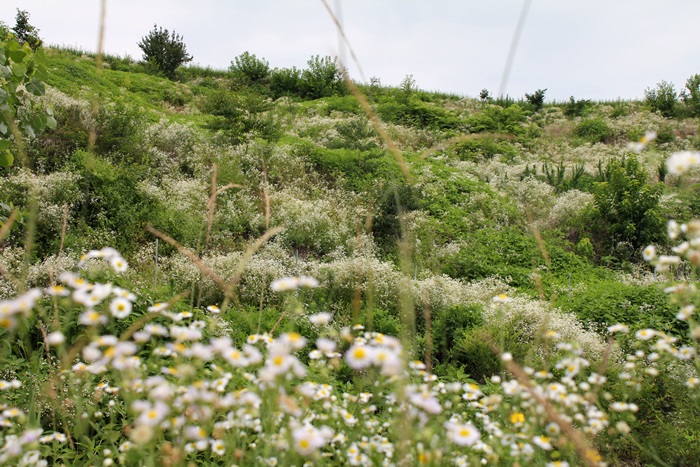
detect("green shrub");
top-left (95, 100), bottom-right (146, 162)
top-left (592, 156), bottom-right (664, 250)
top-left (202, 89), bottom-right (278, 144)
top-left (466, 104), bottom-right (528, 135)
top-left (681, 73), bottom-right (700, 117)
top-left (431, 304), bottom-right (484, 365)
top-left (555, 281), bottom-right (684, 340)
top-left (524, 88), bottom-right (546, 112)
top-left (300, 55), bottom-right (347, 99)
top-left (563, 96), bottom-right (592, 118)
top-left (269, 66), bottom-right (303, 98)
top-left (229, 51), bottom-right (270, 88)
top-left (302, 143), bottom-right (397, 192)
top-left (375, 95), bottom-right (463, 130)
top-left (453, 327), bottom-right (504, 383)
top-left (644, 80), bottom-right (678, 118)
top-left (451, 138), bottom-right (518, 162)
top-left (574, 118), bottom-right (611, 143)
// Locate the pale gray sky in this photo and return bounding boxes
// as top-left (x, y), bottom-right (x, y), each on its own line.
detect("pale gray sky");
top-left (4, 1), bottom-right (700, 101)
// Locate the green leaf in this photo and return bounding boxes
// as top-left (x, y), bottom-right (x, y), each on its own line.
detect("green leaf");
top-left (11, 63), bottom-right (27, 78)
top-left (8, 49), bottom-right (27, 63)
top-left (22, 123), bottom-right (35, 139)
top-left (0, 140), bottom-right (9, 151)
top-left (0, 150), bottom-right (13, 167)
top-left (45, 115), bottom-right (57, 130)
top-left (26, 78), bottom-right (45, 96)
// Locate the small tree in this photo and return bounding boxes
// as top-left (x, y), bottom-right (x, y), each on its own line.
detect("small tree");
top-left (681, 74), bottom-right (700, 118)
top-left (593, 156), bottom-right (664, 250)
top-left (479, 89), bottom-right (490, 102)
top-left (644, 80), bottom-right (677, 118)
top-left (524, 88), bottom-right (546, 111)
top-left (12, 9), bottom-right (42, 50)
top-left (138, 25), bottom-right (192, 79)
top-left (229, 52), bottom-right (270, 89)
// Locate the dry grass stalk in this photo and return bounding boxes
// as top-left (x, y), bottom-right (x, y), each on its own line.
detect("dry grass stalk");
top-left (262, 160), bottom-right (271, 231)
top-left (58, 204), bottom-right (69, 258)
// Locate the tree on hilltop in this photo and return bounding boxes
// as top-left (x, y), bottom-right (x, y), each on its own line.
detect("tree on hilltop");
top-left (138, 24), bottom-right (192, 79)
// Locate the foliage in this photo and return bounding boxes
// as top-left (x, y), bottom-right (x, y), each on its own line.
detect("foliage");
top-left (229, 51), bottom-right (270, 89)
top-left (644, 80), bottom-right (678, 118)
top-left (524, 88), bottom-right (546, 111)
top-left (452, 138), bottom-right (518, 162)
top-left (466, 104), bottom-right (528, 135)
top-left (563, 96), bottom-right (592, 117)
top-left (375, 94), bottom-right (463, 130)
top-left (555, 280), bottom-right (683, 340)
top-left (11, 9), bottom-right (42, 50)
top-left (301, 55), bottom-right (347, 99)
top-left (137, 24), bottom-right (193, 79)
top-left (479, 88), bottom-right (490, 101)
top-left (681, 73), bottom-right (700, 117)
top-left (574, 117), bottom-right (611, 143)
top-left (202, 89), bottom-right (278, 144)
top-left (592, 156), bottom-right (664, 250)
top-left (0, 37), bottom-right (55, 167)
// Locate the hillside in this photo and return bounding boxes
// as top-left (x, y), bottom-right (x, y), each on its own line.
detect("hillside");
top-left (2, 46), bottom-right (700, 465)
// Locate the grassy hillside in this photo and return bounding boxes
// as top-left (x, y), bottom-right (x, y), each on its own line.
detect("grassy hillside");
top-left (2, 46), bottom-right (700, 465)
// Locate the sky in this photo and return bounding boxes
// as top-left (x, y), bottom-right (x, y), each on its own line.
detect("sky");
top-left (3, 1), bottom-right (700, 101)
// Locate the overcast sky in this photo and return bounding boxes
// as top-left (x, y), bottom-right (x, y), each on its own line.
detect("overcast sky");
top-left (4, 1), bottom-right (700, 101)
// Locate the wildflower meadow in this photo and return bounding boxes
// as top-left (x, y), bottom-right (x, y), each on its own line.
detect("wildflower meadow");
top-left (2, 8), bottom-right (700, 467)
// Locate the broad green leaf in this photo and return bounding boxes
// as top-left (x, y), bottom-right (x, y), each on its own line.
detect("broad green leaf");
top-left (22, 123), bottom-right (35, 138)
top-left (46, 115), bottom-right (57, 130)
top-left (8, 49), bottom-right (27, 63)
top-left (0, 150), bottom-right (13, 167)
top-left (26, 78), bottom-right (45, 96)
top-left (11, 63), bottom-right (27, 78)
top-left (0, 140), bottom-right (9, 151)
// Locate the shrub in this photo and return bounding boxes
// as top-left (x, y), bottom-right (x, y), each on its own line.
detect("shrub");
top-left (431, 304), bottom-right (484, 366)
top-left (563, 96), bottom-right (592, 118)
top-left (95, 100), bottom-right (146, 162)
top-left (574, 118), bottom-right (611, 143)
top-left (229, 51), bottom-right (270, 89)
top-left (269, 66), bottom-right (303, 98)
top-left (524, 88), bottom-right (546, 112)
top-left (301, 55), bottom-right (347, 99)
top-left (137, 24), bottom-right (193, 79)
top-left (466, 104), bottom-right (528, 135)
top-left (644, 80), bottom-right (678, 118)
top-left (376, 95), bottom-right (463, 130)
top-left (555, 280), bottom-right (683, 340)
top-left (592, 156), bottom-right (664, 251)
top-left (451, 138), bottom-right (518, 162)
top-left (681, 73), bottom-right (700, 117)
top-left (202, 89), bottom-right (277, 144)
